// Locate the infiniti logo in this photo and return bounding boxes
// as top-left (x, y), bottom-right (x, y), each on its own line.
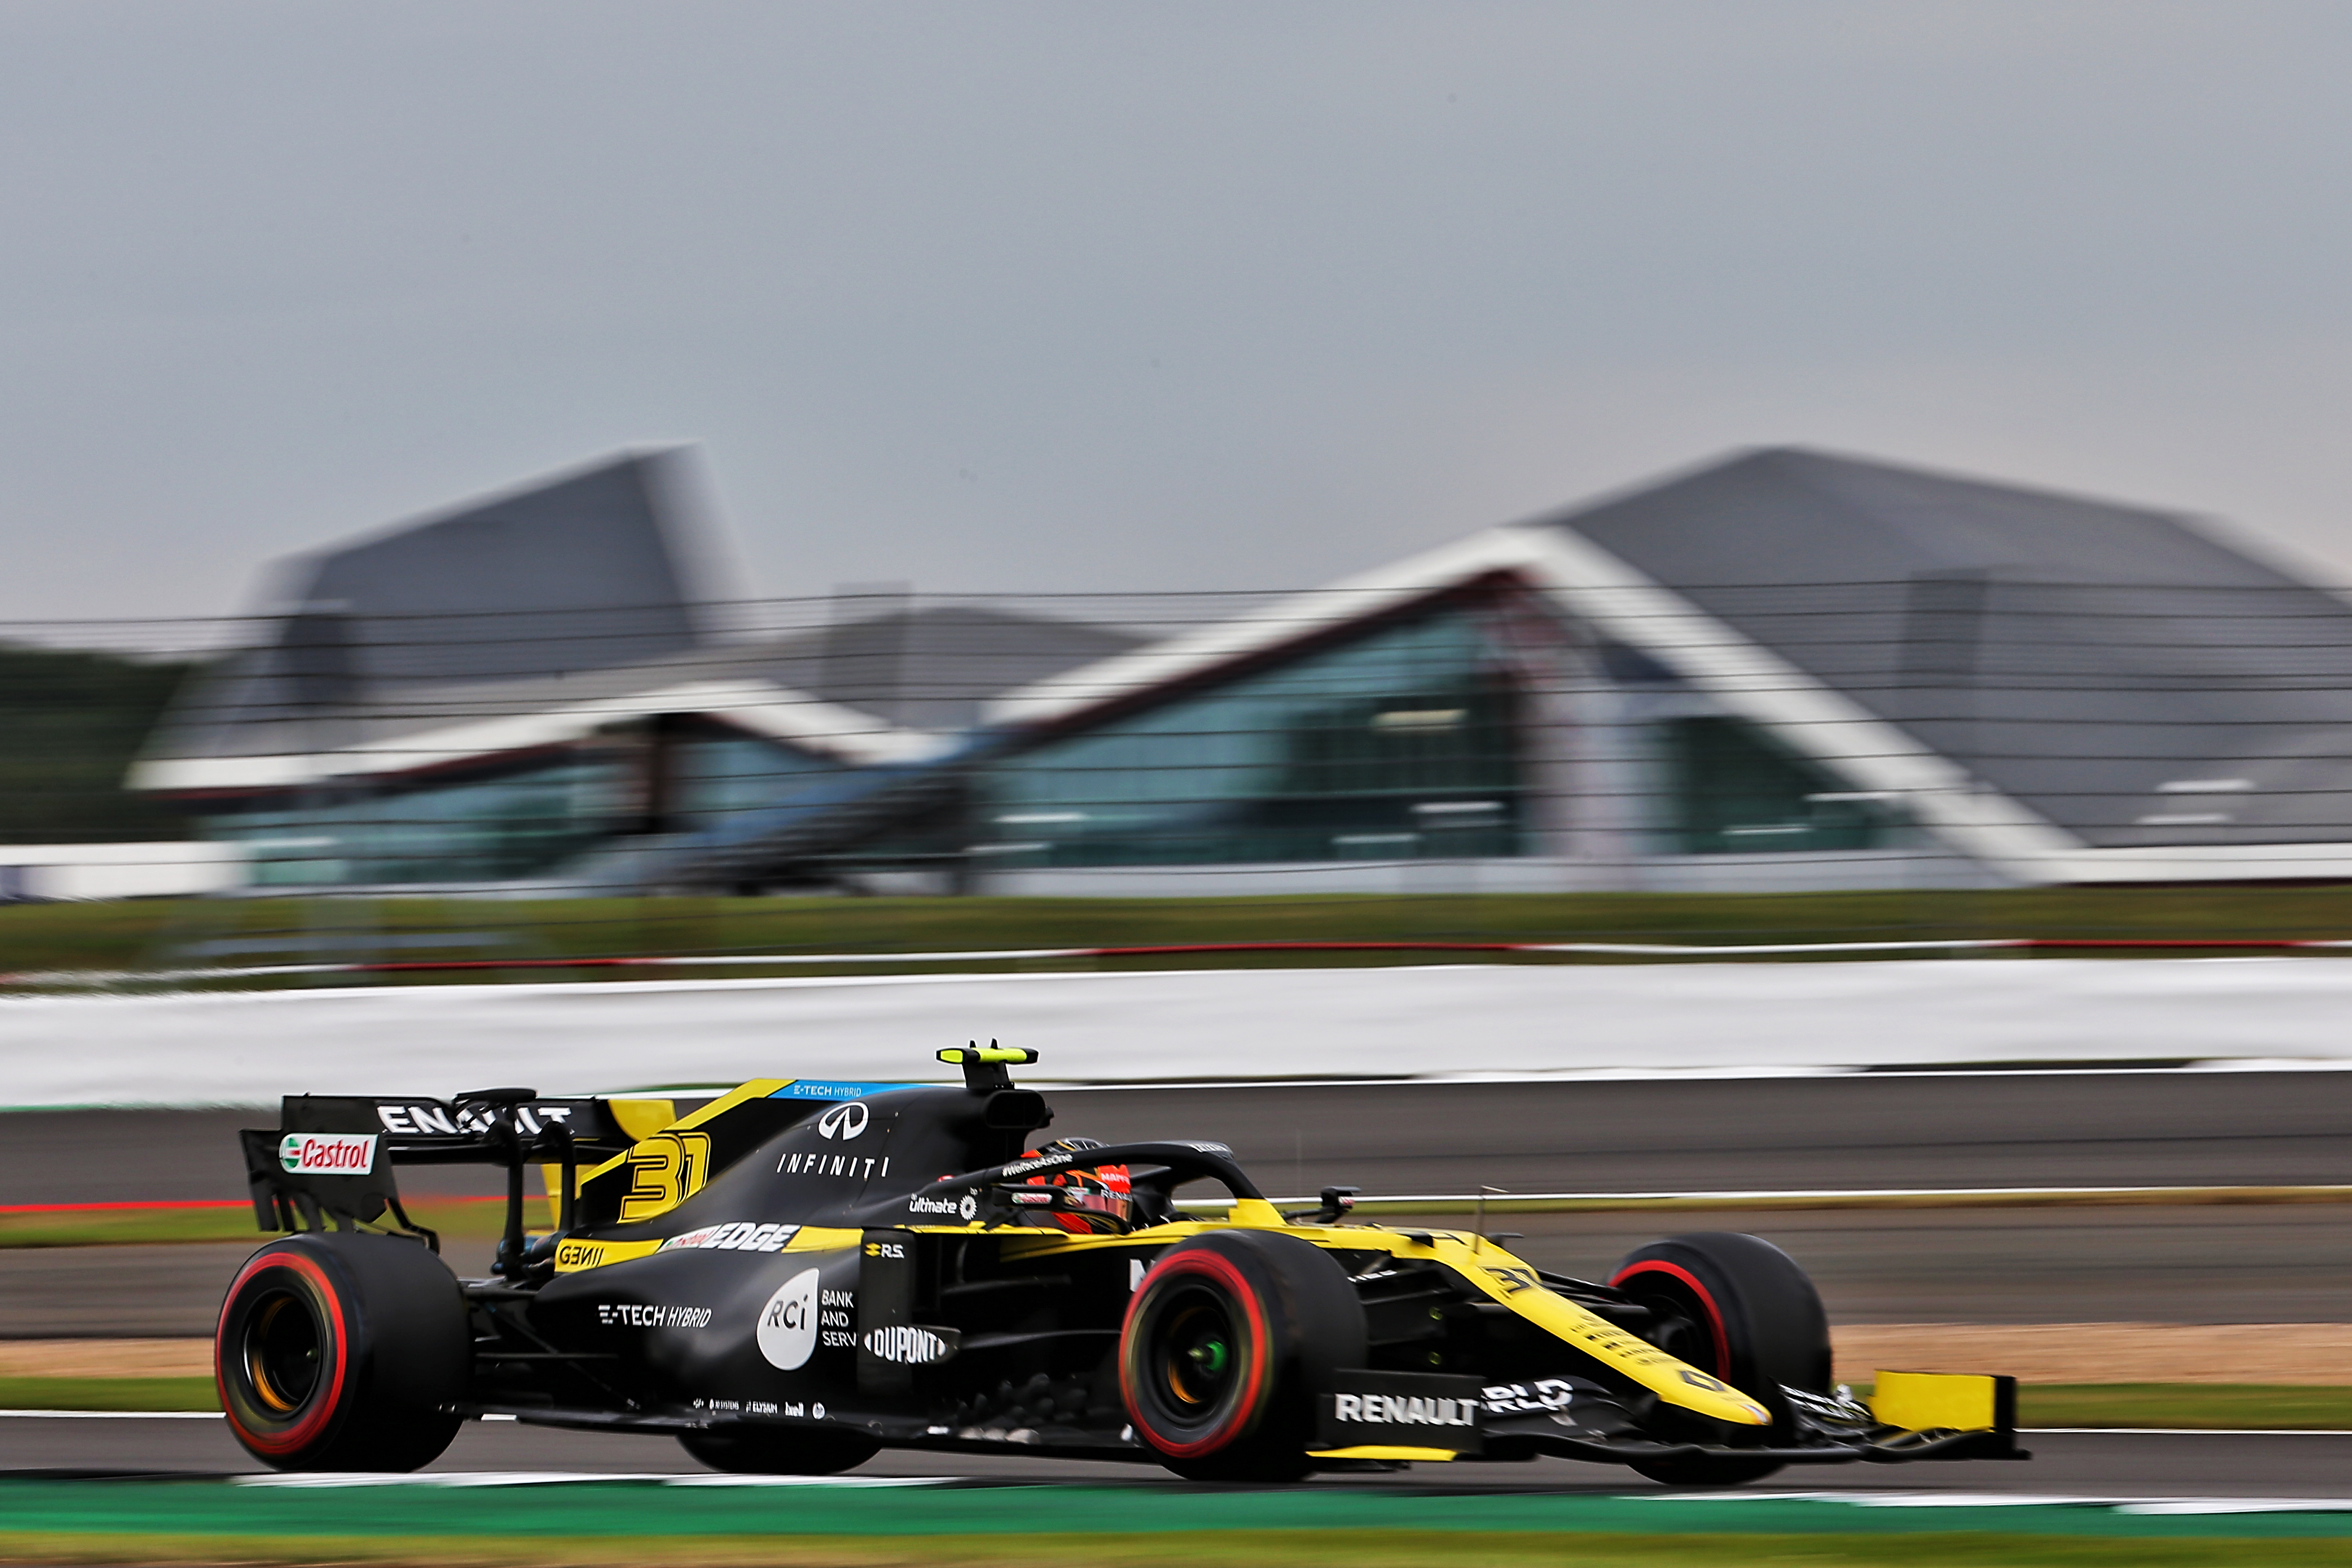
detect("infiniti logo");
top-left (817, 1102), bottom-right (870, 1141)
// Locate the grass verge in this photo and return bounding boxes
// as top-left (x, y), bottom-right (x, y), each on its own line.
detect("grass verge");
top-left (0, 1376), bottom-right (216, 1411)
top-left (2020, 1383), bottom-right (2352, 1429)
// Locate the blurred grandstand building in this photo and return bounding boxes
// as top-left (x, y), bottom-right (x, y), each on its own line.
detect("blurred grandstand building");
top-left (131, 446), bottom-right (2352, 894)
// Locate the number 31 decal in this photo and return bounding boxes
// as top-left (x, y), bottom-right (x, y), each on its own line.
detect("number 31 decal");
top-left (620, 1130), bottom-right (714, 1221)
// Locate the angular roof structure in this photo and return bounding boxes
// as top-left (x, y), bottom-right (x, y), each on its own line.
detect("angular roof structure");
top-left (274, 448), bottom-right (718, 685)
top-left (135, 453), bottom-right (1141, 797)
top-left (1552, 448), bottom-right (2352, 855)
top-left (745, 605), bottom-right (1140, 732)
top-left (993, 447), bottom-right (2352, 883)
top-left (143, 451), bottom-right (722, 780)
top-left (132, 442), bottom-right (2352, 889)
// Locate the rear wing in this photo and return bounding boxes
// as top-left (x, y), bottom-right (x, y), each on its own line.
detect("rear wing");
top-left (241, 1089), bottom-right (697, 1274)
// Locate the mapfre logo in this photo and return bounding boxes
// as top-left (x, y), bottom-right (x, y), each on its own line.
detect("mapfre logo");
top-left (816, 1102), bottom-right (869, 1141)
top-left (277, 1132), bottom-right (378, 1176)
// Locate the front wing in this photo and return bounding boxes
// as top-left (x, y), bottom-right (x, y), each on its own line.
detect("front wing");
top-left (1308, 1369), bottom-right (2025, 1467)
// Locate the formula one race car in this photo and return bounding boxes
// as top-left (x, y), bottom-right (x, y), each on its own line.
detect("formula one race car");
top-left (221, 1048), bottom-right (2023, 1482)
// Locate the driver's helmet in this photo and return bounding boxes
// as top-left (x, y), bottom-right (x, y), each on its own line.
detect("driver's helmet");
top-left (1021, 1137), bottom-right (1132, 1234)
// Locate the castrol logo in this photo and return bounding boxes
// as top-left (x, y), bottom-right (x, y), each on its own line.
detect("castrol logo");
top-left (277, 1132), bottom-right (378, 1175)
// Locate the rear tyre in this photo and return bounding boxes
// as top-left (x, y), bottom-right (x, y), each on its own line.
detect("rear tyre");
top-left (1609, 1231), bottom-right (1832, 1488)
top-left (216, 1232), bottom-right (469, 1471)
top-left (678, 1428), bottom-right (882, 1475)
top-left (1119, 1230), bottom-right (1367, 1482)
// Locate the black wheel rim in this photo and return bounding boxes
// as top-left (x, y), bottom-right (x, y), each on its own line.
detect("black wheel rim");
top-left (1154, 1289), bottom-right (1237, 1417)
top-left (1617, 1273), bottom-right (1728, 1381)
top-left (242, 1289), bottom-right (323, 1414)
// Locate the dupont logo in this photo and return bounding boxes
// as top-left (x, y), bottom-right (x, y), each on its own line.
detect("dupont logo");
top-left (862, 1325), bottom-right (959, 1365)
top-left (277, 1132), bottom-right (378, 1175)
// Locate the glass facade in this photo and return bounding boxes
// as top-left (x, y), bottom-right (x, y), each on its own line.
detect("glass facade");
top-left (1663, 716), bottom-right (1893, 854)
top-left (978, 607), bottom-right (1525, 866)
top-left (669, 733), bottom-right (841, 831)
top-left (209, 758), bottom-right (626, 886)
top-left (193, 632), bottom-right (1902, 887)
top-left (208, 728), bottom-right (841, 886)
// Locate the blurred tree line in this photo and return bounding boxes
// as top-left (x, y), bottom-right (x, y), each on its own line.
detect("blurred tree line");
top-left (0, 645), bottom-right (196, 843)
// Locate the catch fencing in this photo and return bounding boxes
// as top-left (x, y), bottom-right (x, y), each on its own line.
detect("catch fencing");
top-left (13, 578), bottom-right (2352, 914)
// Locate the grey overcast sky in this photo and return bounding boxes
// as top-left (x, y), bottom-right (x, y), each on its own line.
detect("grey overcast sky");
top-left (6, 1), bottom-right (2352, 623)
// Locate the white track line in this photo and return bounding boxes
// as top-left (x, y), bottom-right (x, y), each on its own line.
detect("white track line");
top-left (1043, 1060), bottom-right (2352, 1090)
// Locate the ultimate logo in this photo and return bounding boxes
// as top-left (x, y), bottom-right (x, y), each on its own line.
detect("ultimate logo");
top-left (216, 1047), bottom-right (2024, 1484)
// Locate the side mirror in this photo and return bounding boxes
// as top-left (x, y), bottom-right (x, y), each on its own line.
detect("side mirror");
top-left (1286, 1185), bottom-right (1360, 1224)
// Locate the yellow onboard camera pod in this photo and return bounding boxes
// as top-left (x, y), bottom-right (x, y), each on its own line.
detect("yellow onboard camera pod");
top-left (939, 1044), bottom-right (1039, 1066)
top-left (940, 1042), bottom-right (1039, 1092)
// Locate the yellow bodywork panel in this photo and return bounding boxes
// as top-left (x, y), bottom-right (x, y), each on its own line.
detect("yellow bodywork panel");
top-left (575, 1081), bottom-right (790, 1190)
top-left (608, 1098), bottom-right (681, 1142)
top-left (1872, 1370), bottom-right (2005, 1432)
top-left (554, 1224), bottom-right (861, 1273)
top-left (988, 1216), bottom-right (1770, 1427)
top-left (553, 1236), bottom-right (664, 1271)
top-left (1383, 1229), bottom-right (1769, 1428)
top-left (1308, 1445), bottom-right (1457, 1461)
top-left (539, 1100), bottom-right (681, 1209)
top-left (568, 1079), bottom-right (792, 1226)
top-left (789, 1227), bottom-right (862, 1254)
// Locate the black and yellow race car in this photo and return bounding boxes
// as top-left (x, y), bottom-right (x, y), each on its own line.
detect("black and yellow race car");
top-left (220, 1046), bottom-right (2022, 1482)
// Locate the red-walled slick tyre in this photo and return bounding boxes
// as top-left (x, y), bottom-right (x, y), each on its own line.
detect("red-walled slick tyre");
top-left (1609, 1231), bottom-right (1832, 1487)
top-left (1118, 1230), bottom-right (1366, 1482)
top-left (216, 1232), bottom-right (470, 1471)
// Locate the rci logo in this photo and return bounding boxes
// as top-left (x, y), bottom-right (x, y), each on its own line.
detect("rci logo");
top-left (756, 1268), bottom-right (821, 1370)
top-left (817, 1102), bottom-right (870, 1141)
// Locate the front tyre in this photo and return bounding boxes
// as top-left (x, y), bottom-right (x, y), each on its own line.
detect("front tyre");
top-left (216, 1233), bottom-right (469, 1472)
top-left (1119, 1230), bottom-right (1366, 1483)
top-left (1609, 1231), bottom-right (1832, 1488)
top-left (678, 1428), bottom-right (882, 1475)
top-left (1623, 1450), bottom-right (1788, 1488)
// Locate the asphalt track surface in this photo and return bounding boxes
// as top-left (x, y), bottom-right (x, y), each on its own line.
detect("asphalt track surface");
top-left (20, 1068), bottom-right (2352, 1203)
top-left (9, 1069), bottom-right (2352, 1333)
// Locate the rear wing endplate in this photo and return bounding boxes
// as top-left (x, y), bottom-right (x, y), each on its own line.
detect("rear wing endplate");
top-left (241, 1090), bottom-right (691, 1274)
